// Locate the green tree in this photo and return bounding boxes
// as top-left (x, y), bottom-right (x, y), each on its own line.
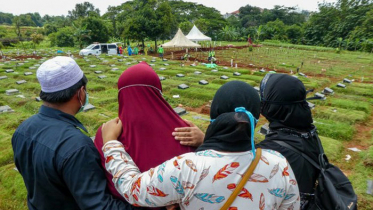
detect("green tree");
top-left (179, 21), bottom-right (193, 34)
top-left (263, 19), bottom-right (287, 40)
top-left (103, 6), bottom-right (121, 37)
top-left (0, 26), bottom-right (7, 38)
top-left (44, 24), bottom-right (58, 35)
top-left (255, 25), bottom-right (263, 42)
top-left (286, 24), bottom-right (303, 44)
top-left (81, 16), bottom-right (109, 43)
top-left (72, 21), bottom-right (91, 49)
top-left (239, 5), bottom-right (262, 27)
top-left (218, 26), bottom-right (238, 41)
top-left (31, 33), bottom-right (44, 50)
top-left (169, 1), bottom-right (226, 36)
top-left (13, 16), bottom-right (27, 53)
top-left (0, 12), bottom-right (14, 25)
top-left (68, 2), bottom-right (100, 20)
top-left (194, 19), bottom-right (209, 34)
top-left (55, 27), bottom-right (75, 47)
top-left (226, 16), bottom-right (241, 28)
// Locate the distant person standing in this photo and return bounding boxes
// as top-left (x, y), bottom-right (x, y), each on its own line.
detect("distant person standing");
top-left (144, 46), bottom-right (148, 56)
top-left (119, 46), bottom-right (123, 55)
top-left (11, 56), bottom-right (135, 210)
top-left (158, 45), bottom-right (164, 59)
top-left (248, 37), bottom-right (253, 45)
top-left (133, 46), bottom-right (139, 55)
top-left (127, 46), bottom-right (132, 56)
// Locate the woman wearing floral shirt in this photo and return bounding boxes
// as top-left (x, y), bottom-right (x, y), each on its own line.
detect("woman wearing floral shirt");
top-left (102, 81), bottom-right (300, 210)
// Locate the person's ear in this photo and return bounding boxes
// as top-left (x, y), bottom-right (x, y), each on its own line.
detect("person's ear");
top-left (77, 86), bottom-right (85, 101)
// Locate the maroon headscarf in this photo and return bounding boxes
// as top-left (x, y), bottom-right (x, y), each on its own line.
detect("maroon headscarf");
top-left (94, 62), bottom-right (194, 200)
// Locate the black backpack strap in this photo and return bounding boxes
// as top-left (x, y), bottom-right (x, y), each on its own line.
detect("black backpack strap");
top-left (272, 140), bottom-right (321, 170)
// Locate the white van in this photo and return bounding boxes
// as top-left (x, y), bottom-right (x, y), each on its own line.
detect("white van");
top-left (79, 43), bottom-right (118, 56)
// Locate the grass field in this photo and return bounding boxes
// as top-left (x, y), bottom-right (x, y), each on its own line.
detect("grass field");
top-left (1, 43), bottom-right (373, 209)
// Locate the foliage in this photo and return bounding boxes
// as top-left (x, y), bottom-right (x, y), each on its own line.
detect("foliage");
top-left (43, 24), bottom-right (58, 36)
top-left (54, 27), bottom-right (75, 47)
top-left (179, 21), bottom-right (193, 34)
top-left (169, 0), bottom-right (227, 37)
top-left (218, 26), bottom-right (238, 41)
top-left (68, 2), bottom-right (100, 20)
top-left (81, 16), bottom-right (108, 44)
top-left (0, 12), bottom-right (14, 25)
top-left (30, 33), bottom-right (44, 50)
top-left (304, 0), bottom-right (373, 49)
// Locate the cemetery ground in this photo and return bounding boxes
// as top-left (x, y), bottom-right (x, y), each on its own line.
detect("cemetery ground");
top-left (0, 43), bottom-right (373, 209)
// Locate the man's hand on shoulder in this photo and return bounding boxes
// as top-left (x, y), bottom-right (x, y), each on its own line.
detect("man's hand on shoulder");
top-left (102, 117), bottom-right (122, 144)
top-left (172, 120), bottom-right (205, 147)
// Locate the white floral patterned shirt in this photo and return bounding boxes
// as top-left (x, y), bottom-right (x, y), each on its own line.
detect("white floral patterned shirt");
top-left (103, 140), bottom-right (300, 210)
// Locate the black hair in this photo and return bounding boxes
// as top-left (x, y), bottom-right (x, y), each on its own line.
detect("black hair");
top-left (40, 75), bottom-right (88, 104)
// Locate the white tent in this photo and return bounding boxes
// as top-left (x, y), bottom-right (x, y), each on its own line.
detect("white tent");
top-left (186, 25), bottom-right (212, 42)
top-left (161, 28), bottom-right (201, 48)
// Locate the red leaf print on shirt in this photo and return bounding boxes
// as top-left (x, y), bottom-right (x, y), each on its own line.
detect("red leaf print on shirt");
top-left (260, 156), bottom-right (269, 165)
top-left (199, 166), bottom-right (210, 182)
top-left (269, 163), bottom-right (279, 179)
top-left (173, 159), bottom-right (180, 170)
top-left (228, 207), bottom-right (238, 210)
top-left (287, 203), bottom-right (295, 210)
top-left (227, 183), bottom-right (253, 201)
top-left (186, 159), bottom-right (198, 172)
top-left (131, 177), bottom-right (142, 201)
top-left (182, 181), bottom-right (195, 190)
top-left (289, 179), bottom-right (297, 185)
top-left (147, 185), bottom-right (168, 197)
top-left (120, 153), bottom-right (129, 164)
top-left (259, 193), bottom-right (265, 210)
top-left (213, 162), bottom-right (240, 182)
top-left (105, 155), bottom-right (114, 163)
top-left (148, 168), bottom-right (155, 178)
top-left (248, 174), bottom-right (269, 183)
top-left (282, 165), bottom-right (290, 176)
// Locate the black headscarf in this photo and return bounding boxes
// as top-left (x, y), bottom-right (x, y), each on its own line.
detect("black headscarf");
top-left (260, 73), bottom-right (313, 131)
top-left (257, 74), bottom-right (320, 193)
top-left (196, 81), bottom-right (260, 153)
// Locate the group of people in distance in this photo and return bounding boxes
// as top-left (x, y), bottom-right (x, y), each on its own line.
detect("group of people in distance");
top-left (117, 45), bottom-right (144, 56)
top-left (13, 56), bottom-right (325, 210)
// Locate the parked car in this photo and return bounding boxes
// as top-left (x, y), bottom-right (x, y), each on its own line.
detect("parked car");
top-left (79, 43), bottom-right (118, 56)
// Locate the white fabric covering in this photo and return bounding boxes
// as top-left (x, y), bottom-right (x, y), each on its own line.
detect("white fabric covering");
top-left (161, 28), bottom-right (201, 48)
top-left (186, 25), bottom-right (212, 42)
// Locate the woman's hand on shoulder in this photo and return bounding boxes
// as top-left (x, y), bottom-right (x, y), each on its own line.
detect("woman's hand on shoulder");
top-left (101, 117), bottom-right (123, 144)
top-left (172, 120), bottom-right (205, 147)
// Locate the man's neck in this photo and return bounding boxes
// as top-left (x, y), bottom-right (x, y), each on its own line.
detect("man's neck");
top-left (43, 102), bottom-right (77, 116)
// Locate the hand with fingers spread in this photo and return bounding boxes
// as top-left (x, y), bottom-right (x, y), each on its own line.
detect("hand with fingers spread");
top-left (102, 117), bottom-right (123, 145)
top-left (172, 120), bottom-right (205, 147)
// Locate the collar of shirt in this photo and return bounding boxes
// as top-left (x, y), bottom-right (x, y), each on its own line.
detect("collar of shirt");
top-left (39, 105), bottom-right (89, 134)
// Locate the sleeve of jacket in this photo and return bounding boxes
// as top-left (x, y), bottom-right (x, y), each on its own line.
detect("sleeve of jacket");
top-left (61, 143), bottom-right (137, 210)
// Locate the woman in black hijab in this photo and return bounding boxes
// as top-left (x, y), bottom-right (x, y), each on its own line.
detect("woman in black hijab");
top-left (196, 80), bottom-right (260, 153)
top-left (257, 73), bottom-right (322, 208)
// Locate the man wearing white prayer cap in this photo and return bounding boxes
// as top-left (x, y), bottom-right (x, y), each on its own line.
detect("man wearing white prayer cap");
top-left (11, 57), bottom-right (134, 210)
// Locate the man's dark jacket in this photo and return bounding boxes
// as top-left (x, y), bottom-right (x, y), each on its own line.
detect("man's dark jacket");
top-left (12, 105), bottom-right (134, 210)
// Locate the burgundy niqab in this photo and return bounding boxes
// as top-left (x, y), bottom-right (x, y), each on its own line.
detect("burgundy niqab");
top-left (94, 62), bottom-right (194, 200)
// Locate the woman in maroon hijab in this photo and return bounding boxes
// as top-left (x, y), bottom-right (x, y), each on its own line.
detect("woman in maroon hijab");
top-left (94, 62), bottom-right (198, 201)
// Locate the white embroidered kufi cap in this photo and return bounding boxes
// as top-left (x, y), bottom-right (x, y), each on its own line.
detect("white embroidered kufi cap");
top-left (37, 56), bottom-right (84, 93)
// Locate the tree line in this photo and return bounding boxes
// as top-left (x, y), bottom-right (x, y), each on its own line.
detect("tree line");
top-left (0, 0), bottom-right (373, 52)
